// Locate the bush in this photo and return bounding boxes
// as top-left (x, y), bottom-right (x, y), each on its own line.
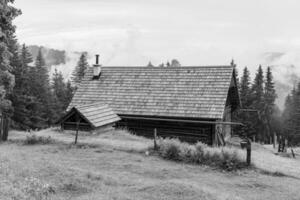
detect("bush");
top-left (157, 138), bottom-right (247, 171)
top-left (24, 134), bottom-right (53, 145)
top-left (158, 138), bottom-right (182, 161)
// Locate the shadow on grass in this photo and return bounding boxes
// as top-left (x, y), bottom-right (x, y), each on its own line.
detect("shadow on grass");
top-left (259, 169), bottom-right (300, 180)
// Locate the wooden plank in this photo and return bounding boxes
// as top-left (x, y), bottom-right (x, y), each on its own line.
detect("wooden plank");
top-left (121, 116), bottom-right (243, 126)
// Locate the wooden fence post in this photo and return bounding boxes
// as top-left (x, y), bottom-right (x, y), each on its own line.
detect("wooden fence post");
top-left (0, 114), bottom-right (3, 141)
top-left (154, 128), bottom-right (157, 150)
top-left (273, 132), bottom-right (276, 149)
top-left (2, 116), bottom-right (9, 141)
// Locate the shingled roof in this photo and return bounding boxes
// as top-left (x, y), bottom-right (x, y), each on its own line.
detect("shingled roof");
top-left (64, 103), bottom-right (120, 128)
top-left (69, 66), bottom-right (238, 119)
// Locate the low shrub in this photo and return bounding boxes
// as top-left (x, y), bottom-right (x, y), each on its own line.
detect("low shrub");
top-left (158, 138), bottom-right (182, 161)
top-left (157, 138), bottom-right (247, 171)
top-left (24, 134), bottom-right (53, 145)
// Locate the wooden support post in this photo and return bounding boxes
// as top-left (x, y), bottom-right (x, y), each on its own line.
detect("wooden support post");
top-left (74, 116), bottom-right (80, 144)
top-left (75, 121), bottom-right (79, 144)
top-left (273, 132), bottom-right (276, 149)
top-left (246, 139), bottom-right (251, 165)
top-left (154, 128), bottom-right (157, 150)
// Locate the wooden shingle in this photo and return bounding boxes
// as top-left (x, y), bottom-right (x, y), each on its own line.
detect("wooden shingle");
top-left (69, 66), bottom-right (236, 119)
top-left (72, 103), bottom-right (120, 128)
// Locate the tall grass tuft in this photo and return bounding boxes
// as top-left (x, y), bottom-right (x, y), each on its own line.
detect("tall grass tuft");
top-left (157, 138), bottom-right (247, 171)
top-left (24, 134), bottom-right (54, 145)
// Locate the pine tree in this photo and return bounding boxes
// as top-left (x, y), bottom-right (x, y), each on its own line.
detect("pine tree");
top-left (52, 68), bottom-right (75, 121)
top-left (147, 61), bottom-right (154, 67)
top-left (282, 85), bottom-right (300, 145)
top-left (11, 44), bottom-right (37, 129)
top-left (65, 81), bottom-right (75, 108)
top-left (251, 65), bottom-right (265, 142)
top-left (0, 0), bottom-right (21, 139)
top-left (28, 48), bottom-right (52, 128)
top-left (233, 67), bottom-right (256, 138)
top-left (264, 67), bottom-right (277, 108)
top-left (52, 69), bottom-right (67, 119)
top-left (72, 53), bottom-right (89, 86)
top-left (240, 67), bottom-right (251, 107)
top-left (263, 67), bottom-right (277, 142)
top-left (230, 59), bottom-right (240, 91)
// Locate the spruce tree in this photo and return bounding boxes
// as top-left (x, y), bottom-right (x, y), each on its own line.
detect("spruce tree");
top-left (234, 67), bottom-right (256, 138)
top-left (72, 53), bottom-right (89, 87)
top-left (52, 69), bottom-right (67, 120)
top-left (11, 44), bottom-right (36, 129)
top-left (264, 67), bottom-right (277, 109)
top-left (251, 65), bottom-right (265, 142)
top-left (240, 67), bottom-right (251, 107)
top-left (29, 48), bottom-right (52, 127)
top-left (263, 67), bottom-right (277, 142)
top-left (0, 0), bottom-right (21, 139)
top-left (288, 83), bottom-right (300, 144)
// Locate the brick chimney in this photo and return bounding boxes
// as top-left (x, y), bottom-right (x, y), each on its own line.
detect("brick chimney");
top-left (93, 54), bottom-right (101, 79)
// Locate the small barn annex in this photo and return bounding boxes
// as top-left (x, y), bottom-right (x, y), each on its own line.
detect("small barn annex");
top-left (59, 103), bottom-right (120, 133)
top-left (66, 59), bottom-right (240, 146)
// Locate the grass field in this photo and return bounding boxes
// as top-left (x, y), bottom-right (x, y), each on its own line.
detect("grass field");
top-left (1, 129), bottom-right (300, 200)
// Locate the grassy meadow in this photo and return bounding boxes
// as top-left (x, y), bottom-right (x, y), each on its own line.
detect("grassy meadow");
top-left (0, 129), bottom-right (300, 200)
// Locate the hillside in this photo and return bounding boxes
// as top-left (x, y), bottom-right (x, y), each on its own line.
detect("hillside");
top-left (1, 129), bottom-right (300, 200)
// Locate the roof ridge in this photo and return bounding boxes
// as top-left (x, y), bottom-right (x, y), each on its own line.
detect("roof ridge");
top-left (98, 65), bottom-right (233, 69)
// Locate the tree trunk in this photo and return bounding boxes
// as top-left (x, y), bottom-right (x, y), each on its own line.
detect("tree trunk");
top-left (0, 115), bottom-right (3, 142)
top-left (2, 116), bottom-right (9, 141)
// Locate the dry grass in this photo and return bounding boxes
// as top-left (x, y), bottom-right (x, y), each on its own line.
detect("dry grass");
top-left (1, 129), bottom-right (300, 200)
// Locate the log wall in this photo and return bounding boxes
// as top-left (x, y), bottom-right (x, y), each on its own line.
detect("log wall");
top-left (117, 117), bottom-right (214, 145)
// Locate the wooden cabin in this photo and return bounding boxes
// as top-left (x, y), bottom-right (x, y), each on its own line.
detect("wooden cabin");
top-left (67, 61), bottom-right (240, 145)
top-left (59, 103), bottom-right (120, 133)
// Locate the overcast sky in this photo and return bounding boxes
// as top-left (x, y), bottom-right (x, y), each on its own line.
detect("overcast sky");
top-left (13, 0), bottom-right (300, 108)
top-left (14, 0), bottom-right (300, 67)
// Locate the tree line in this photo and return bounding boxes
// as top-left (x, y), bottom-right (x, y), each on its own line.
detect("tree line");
top-left (0, 0), bottom-right (90, 135)
top-left (282, 83), bottom-right (300, 145)
top-left (233, 64), bottom-right (300, 146)
top-left (233, 65), bottom-right (277, 143)
top-left (10, 46), bottom-right (89, 130)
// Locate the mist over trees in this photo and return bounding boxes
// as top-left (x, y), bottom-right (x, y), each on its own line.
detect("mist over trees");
top-left (27, 45), bottom-right (66, 66)
top-left (148, 59), bottom-right (181, 67)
